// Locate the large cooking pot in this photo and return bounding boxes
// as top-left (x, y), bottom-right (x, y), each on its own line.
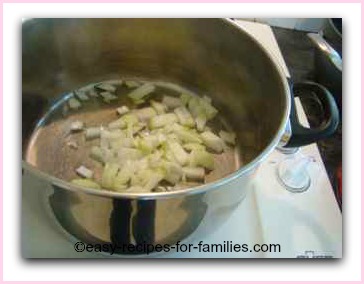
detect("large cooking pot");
top-left (22, 18), bottom-right (339, 255)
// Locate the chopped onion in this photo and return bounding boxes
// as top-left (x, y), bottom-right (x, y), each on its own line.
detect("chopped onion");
top-left (127, 83), bottom-right (155, 101)
top-left (149, 113), bottom-right (178, 129)
top-left (70, 121), bottom-right (84, 132)
top-left (106, 79), bottom-right (123, 86)
top-left (68, 80), bottom-right (237, 193)
top-left (162, 95), bottom-right (183, 109)
top-left (67, 140), bottom-right (78, 149)
top-left (88, 88), bottom-right (99, 97)
top-left (96, 83), bottom-right (117, 93)
top-left (163, 162), bottom-right (183, 184)
top-left (167, 141), bottom-right (188, 165)
top-left (150, 100), bottom-right (167, 114)
top-left (195, 115), bottom-right (207, 132)
top-left (199, 98), bottom-right (218, 120)
top-left (202, 95), bottom-right (212, 104)
top-left (100, 91), bottom-right (118, 103)
top-left (189, 150), bottom-right (214, 170)
top-left (113, 166), bottom-right (132, 190)
top-left (108, 114), bottom-right (138, 129)
top-left (182, 167), bottom-right (205, 181)
top-left (116, 106), bottom-right (130, 115)
top-left (74, 90), bottom-right (89, 101)
top-left (68, 97), bottom-right (81, 110)
top-left (118, 147), bottom-right (143, 161)
top-left (76, 165), bottom-right (93, 179)
top-left (180, 93), bottom-right (192, 105)
top-left (174, 127), bottom-right (202, 144)
top-left (143, 170), bottom-right (165, 191)
top-left (85, 127), bottom-right (101, 140)
top-left (101, 163), bottom-right (119, 189)
top-left (200, 131), bottom-right (224, 153)
top-left (124, 80), bottom-right (141, 88)
top-left (174, 106), bottom-right (195, 127)
top-left (219, 130), bottom-right (236, 145)
top-left (183, 143), bottom-right (206, 152)
top-left (134, 107), bottom-right (157, 122)
top-left (90, 146), bottom-right (104, 163)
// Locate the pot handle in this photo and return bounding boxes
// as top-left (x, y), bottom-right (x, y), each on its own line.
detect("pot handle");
top-left (284, 81), bottom-right (339, 148)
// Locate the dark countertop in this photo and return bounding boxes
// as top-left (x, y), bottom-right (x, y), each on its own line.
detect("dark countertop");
top-left (272, 27), bottom-right (342, 202)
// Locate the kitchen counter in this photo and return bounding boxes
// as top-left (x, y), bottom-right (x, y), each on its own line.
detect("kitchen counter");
top-left (272, 27), bottom-right (342, 205)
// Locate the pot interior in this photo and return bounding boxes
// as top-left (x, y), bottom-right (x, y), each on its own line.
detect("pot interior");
top-left (22, 18), bottom-right (288, 186)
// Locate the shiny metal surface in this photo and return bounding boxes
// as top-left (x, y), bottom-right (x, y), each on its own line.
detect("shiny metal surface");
top-left (22, 18), bottom-right (290, 252)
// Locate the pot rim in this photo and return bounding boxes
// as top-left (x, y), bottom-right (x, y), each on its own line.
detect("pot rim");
top-left (22, 18), bottom-right (291, 200)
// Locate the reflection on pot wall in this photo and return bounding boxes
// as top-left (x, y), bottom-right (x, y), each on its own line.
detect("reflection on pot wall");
top-left (237, 18), bottom-right (326, 32)
top-left (46, 168), bottom-right (256, 254)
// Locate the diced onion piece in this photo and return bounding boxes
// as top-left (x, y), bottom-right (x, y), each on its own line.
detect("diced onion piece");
top-left (67, 140), bottom-right (78, 149)
top-left (96, 83), bottom-right (117, 93)
top-left (113, 166), bottom-right (132, 190)
top-left (134, 99), bottom-right (146, 105)
top-left (137, 135), bottom-right (160, 154)
top-left (134, 107), bottom-right (157, 122)
top-left (127, 83), bottom-right (155, 101)
top-left (180, 93), bottom-right (192, 105)
top-left (219, 130), bottom-right (236, 145)
top-left (174, 106), bottom-right (195, 127)
top-left (101, 129), bottom-right (124, 141)
top-left (202, 95), bottom-right (212, 104)
top-left (101, 163), bottom-right (119, 189)
top-left (70, 121), bottom-right (84, 132)
top-left (174, 127), bottom-right (202, 144)
top-left (189, 150), bottom-right (214, 170)
top-left (149, 113), bottom-right (178, 129)
top-left (118, 148), bottom-right (143, 161)
top-left (100, 91), bottom-right (118, 103)
top-left (183, 143), bottom-right (206, 152)
top-left (187, 97), bottom-right (203, 118)
top-left (109, 114), bottom-right (138, 129)
top-left (110, 138), bottom-right (134, 150)
top-left (85, 127), bottom-right (101, 140)
top-left (195, 115), bottom-right (207, 132)
top-left (108, 118), bottom-right (126, 129)
top-left (88, 88), bottom-right (98, 97)
top-left (106, 79), bottom-right (123, 86)
top-left (90, 146), bottom-right (104, 163)
top-left (76, 165), bottom-right (93, 179)
top-left (183, 167), bottom-right (205, 181)
top-left (163, 162), bottom-right (183, 185)
top-left (150, 100), bottom-right (167, 114)
top-left (116, 106), bottom-right (130, 115)
top-left (71, 178), bottom-right (100, 189)
top-left (167, 141), bottom-right (188, 166)
top-left (147, 150), bottom-right (163, 168)
top-left (162, 95), bottom-right (183, 109)
top-left (68, 97), bottom-right (81, 110)
top-left (200, 131), bottom-right (224, 153)
top-left (143, 170), bottom-right (165, 191)
top-left (74, 90), bottom-right (89, 101)
top-left (124, 80), bottom-right (141, 88)
top-left (199, 98), bottom-right (218, 120)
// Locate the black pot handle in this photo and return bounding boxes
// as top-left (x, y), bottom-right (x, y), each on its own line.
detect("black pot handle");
top-left (285, 81), bottom-right (339, 148)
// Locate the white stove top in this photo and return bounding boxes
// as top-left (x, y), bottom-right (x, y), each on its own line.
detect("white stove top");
top-left (22, 20), bottom-right (342, 258)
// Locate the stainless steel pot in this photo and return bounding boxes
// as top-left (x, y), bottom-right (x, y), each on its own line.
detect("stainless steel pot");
top-left (22, 18), bottom-right (338, 255)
